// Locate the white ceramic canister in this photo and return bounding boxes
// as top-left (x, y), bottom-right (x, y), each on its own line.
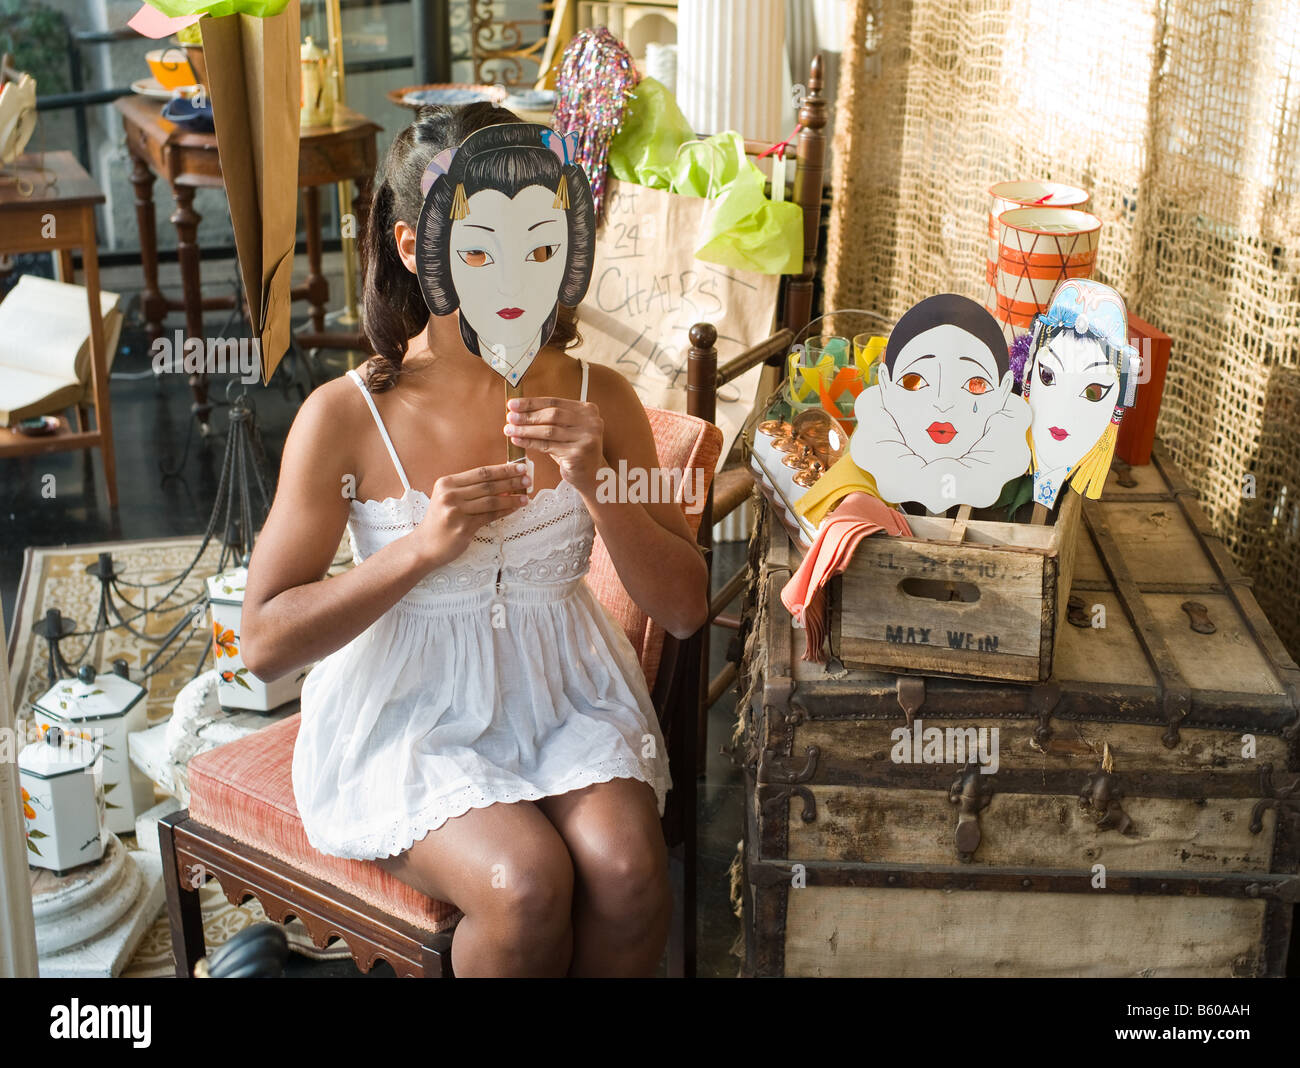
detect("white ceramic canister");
top-left (19, 726), bottom-right (105, 874)
top-left (31, 662), bottom-right (151, 836)
top-left (207, 567), bottom-right (307, 712)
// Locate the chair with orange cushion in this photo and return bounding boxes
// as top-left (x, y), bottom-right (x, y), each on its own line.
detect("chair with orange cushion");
top-left (158, 405), bottom-right (723, 978)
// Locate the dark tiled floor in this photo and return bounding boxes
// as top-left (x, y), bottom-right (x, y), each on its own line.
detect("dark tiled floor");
top-left (0, 285), bottom-right (312, 631)
top-left (2, 257), bottom-right (747, 976)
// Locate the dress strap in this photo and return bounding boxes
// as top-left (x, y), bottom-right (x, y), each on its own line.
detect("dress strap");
top-left (346, 369), bottom-right (412, 493)
top-left (579, 358), bottom-right (589, 403)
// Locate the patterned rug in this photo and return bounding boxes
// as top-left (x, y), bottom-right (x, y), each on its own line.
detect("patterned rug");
top-left (9, 535), bottom-right (353, 976)
top-left (9, 535), bottom-right (233, 729)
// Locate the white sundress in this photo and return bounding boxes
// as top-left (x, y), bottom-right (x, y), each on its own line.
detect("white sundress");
top-left (292, 361), bottom-right (671, 861)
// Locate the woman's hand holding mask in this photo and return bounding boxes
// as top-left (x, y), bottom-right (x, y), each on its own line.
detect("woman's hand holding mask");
top-left (415, 462), bottom-right (531, 568)
top-left (504, 395), bottom-right (605, 496)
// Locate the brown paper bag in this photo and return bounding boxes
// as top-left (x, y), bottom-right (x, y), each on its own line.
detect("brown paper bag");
top-left (200, 4), bottom-right (300, 384)
top-left (578, 177), bottom-right (781, 463)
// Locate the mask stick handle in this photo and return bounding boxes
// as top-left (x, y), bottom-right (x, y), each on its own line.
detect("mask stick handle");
top-left (506, 379), bottom-right (526, 463)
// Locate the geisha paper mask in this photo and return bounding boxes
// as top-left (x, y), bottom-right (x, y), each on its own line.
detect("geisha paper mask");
top-left (415, 123), bottom-right (596, 386)
top-left (1022, 279), bottom-right (1142, 507)
top-left (850, 294), bottom-right (1031, 512)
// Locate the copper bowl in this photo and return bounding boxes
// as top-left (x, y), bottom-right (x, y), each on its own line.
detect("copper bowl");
top-left (758, 419), bottom-right (792, 438)
top-left (791, 408), bottom-right (848, 468)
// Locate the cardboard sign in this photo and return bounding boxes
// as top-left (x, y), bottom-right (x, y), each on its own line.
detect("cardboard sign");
top-left (576, 177), bottom-right (780, 463)
top-left (850, 294), bottom-right (1031, 512)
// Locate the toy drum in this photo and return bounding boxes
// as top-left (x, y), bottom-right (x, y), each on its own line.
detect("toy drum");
top-left (994, 207), bottom-right (1101, 339)
top-left (983, 181), bottom-right (1089, 310)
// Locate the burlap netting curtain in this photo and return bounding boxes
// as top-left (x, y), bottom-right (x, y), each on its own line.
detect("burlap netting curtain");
top-left (825, 0), bottom-right (1300, 657)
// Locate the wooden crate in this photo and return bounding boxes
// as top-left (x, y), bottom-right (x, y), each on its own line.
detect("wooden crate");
top-left (737, 442), bottom-right (1300, 977)
top-left (830, 490), bottom-right (1081, 683)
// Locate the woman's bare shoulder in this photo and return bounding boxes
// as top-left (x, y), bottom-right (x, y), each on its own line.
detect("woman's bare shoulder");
top-left (583, 359), bottom-right (642, 411)
top-left (298, 365), bottom-right (374, 421)
top-left (284, 365), bottom-right (376, 465)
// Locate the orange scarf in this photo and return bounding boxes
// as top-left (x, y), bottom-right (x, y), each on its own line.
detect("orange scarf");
top-left (780, 492), bottom-right (913, 662)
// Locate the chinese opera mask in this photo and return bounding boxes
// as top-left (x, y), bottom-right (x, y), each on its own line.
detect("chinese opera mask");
top-left (1023, 278), bottom-right (1142, 507)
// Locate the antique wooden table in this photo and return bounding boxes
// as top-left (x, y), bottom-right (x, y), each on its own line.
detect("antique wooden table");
top-left (0, 151), bottom-right (117, 507)
top-left (114, 96), bottom-right (381, 425)
top-left (737, 442), bottom-right (1300, 976)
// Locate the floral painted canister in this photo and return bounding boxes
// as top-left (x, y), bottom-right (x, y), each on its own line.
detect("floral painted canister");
top-left (19, 727), bottom-right (105, 874)
top-left (207, 567), bottom-right (305, 712)
top-left (31, 663), bottom-right (151, 836)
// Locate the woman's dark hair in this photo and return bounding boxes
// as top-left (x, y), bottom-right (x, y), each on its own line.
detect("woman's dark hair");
top-left (884, 293), bottom-right (1009, 378)
top-left (359, 103), bottom-right (586, 392)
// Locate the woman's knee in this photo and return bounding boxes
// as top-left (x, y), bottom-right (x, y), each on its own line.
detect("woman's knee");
top-left (479, 842), bottom-right (575, 933)
top-left (580, 831), bottom-right (669, 919)
top-left (373, 810), bottom-right (575, 934)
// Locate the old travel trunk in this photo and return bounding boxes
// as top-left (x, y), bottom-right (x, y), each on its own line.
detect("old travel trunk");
top-left (736, 442), bottom-right (1300, 977)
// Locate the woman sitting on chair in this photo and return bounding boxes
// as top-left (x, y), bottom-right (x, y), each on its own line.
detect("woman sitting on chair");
top-left (238, 103), bottom-right (709, 977)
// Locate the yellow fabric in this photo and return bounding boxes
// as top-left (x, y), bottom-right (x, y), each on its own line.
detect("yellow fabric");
top-left (793, 453), bottom-right (893, 525)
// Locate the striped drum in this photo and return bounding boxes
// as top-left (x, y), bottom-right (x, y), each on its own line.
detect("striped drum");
top-left (983, 181), bottom-right (1089, 312)
top-left (993, 207), bottom-right (1101, 339)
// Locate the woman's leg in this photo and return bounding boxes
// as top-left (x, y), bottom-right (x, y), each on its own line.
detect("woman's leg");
top-left (536, 778), bottom-right (671, 977)
top-left (376, 800), bottom-right (575, 977)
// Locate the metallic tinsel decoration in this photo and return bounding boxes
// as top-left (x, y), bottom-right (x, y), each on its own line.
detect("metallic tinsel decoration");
top-left (552, 26), bottom-right (639, 216)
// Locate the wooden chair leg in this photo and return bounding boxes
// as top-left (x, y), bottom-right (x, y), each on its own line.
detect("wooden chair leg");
top-left (158, 810), bottom-right (207, 978)
top-left (80, 205), bottom-right (118, 509)
top-left (681, 707), bottom-right (698, 977)
top-left (420, 934), bottom-right (455, 977)
top-left (666, 838), bottom-right (697, 978)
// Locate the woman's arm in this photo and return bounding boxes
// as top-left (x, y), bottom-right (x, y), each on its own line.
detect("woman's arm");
top-left (505, 365), bottom-right (709, 639)
top-left (240, 382), bottom-right (529, 680)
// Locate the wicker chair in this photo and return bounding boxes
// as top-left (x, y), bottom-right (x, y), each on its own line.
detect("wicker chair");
top-left (159, 405), bottom-right (722, 978)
